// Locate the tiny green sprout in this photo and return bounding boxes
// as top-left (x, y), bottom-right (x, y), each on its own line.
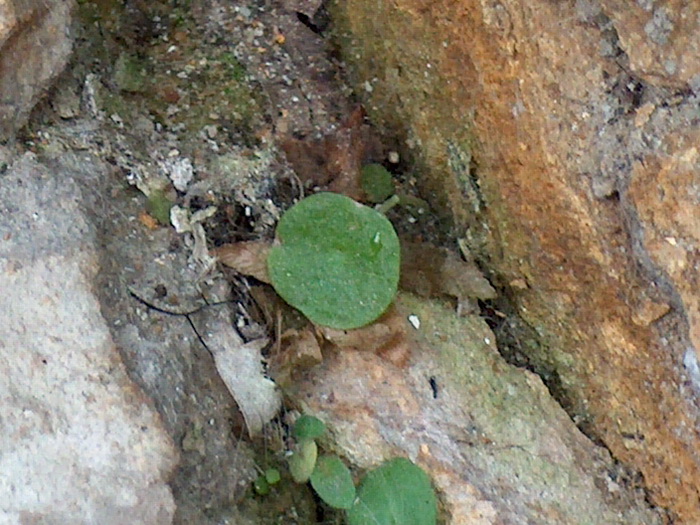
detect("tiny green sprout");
top-left (285, 415), bottom-right (437, 523)
top-left (361, 163), bottom-right (395, 203)
top-left (253, 475), bottom-right (270, 496)
top-left (289, 439), bottom-right (318, 483)
top-left (268, 192), bottom-right (400, 329)
top-left (293, 415), bottom-right (326, 440)
top-left (289, 415), bottom-right (326, 484)
top-left (264, 468), bottom-right (281, 485)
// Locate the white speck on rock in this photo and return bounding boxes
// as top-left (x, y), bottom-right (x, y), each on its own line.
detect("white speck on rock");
top-left (683, 348), bottom-right (700, 392)
top-left (165, 157), bottom-right (194, 191)
top-left (170, 205), bottom-right (191, 233)
top-left (408, 314), bottom-right (420, 330)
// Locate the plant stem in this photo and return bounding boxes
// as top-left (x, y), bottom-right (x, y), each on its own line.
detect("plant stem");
top-left (376, 194), bottom-right (400, 214)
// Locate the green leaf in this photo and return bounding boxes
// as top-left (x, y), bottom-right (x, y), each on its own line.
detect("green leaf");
top-left (347, 458), bottom-right (437, 525)
top-left (310, 455), bottom-right (356, 510)
top-left (289, 439), bottom-right (318, 483)
top-left (265, 468), bottom-right (281, 485)
top-left (253, 475), bottom-right (270, 495)
top-left (293, 415), bottom-right (327, 440)
top-left (361, 164), bottom-right (395, 203)
top-left (268, 192), bottom-right (400, 329)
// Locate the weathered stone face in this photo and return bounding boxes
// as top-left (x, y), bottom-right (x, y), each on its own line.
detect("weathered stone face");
top-left (0, 154), bottom-right (178, 524)
top-left (0, 0), bottom-right (73, 140)
top-left (331, 0), bottom-right (700, 520)
top-left (601, 0), bottom-right (700, 88)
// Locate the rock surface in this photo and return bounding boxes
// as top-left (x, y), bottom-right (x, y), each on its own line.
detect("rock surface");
top-left (3, 0), bottom-right (695, 521)
top-left (0, 0), bottom-right (73, 140)
top-left (601, 0), bottom-right (700, 88)
top-left (0, 153), bottom-right (177, 524)
top-left (290, 294), bottom-right (662, 525)
top-left (47, 139), bottom-right (264, 525)
top-left (331, 0), bottom-right (700, 521)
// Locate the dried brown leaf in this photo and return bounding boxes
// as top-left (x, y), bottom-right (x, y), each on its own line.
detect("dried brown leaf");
top-left (281, 107), bottom-right (384, 200)
top-left (269, 327), bottom-right (324, 387)
top-left (194, 309), bottom-right (280, 437)
top-left (316, 306), bottom-right (412, 368)
top-left (400, 241), bottom-right (496, 301)
top-left (214, 240), bottom-right (272, 283)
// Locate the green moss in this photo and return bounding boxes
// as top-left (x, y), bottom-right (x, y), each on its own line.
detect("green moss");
top-left (75, 0), bottom-right (264, 145)
top-left (146, 189), bottom-right (174, 225)
top-left (113, 53), bottom-right (150, 93)
top-left (220, 52), bottom-right (248, 82)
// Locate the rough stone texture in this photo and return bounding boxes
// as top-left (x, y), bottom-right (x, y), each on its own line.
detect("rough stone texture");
top-left (331, 0), bottom-right (700, 521)
top-left (0, 154), bottom-right (177, 523)
top-left (600, 1), bottom-right (700, 88)
top-left (0, 0), bottom-right (73, 140)
top-left (48, 144), bottom-right (262, 525)
top-left (290, 294), bottom-right (661, 525)
top-left (628, 132), bottom-right (700, 366)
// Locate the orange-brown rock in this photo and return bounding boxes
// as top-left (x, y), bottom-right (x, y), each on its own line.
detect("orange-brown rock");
top-left (331, 0), bottom-right (700, 521)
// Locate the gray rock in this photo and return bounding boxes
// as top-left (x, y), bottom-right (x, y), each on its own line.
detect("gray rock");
top-left (0, 154), bottom-right (178, 524)
top-left (48, 145), bottom-right (260, 523)
top-left (0, 0), bottom-right (73, 140)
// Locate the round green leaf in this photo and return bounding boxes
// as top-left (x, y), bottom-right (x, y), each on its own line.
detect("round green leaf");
top-left (253, 475), bottom-right (270, 495)
top-left (289, 439), bottom-right (318, 483)
top-left (268, 192), bottom-right (400, 329)
top-left (310, 455), bottom-right (356, 510)
top-left (361, 164), bottom-right (395, 203)
top-left (347, 458), bottom-right (437, 525)
top-left (265, 468), bottom-right (281, 485)
top-left (293, 415), bottom-right (327, 440)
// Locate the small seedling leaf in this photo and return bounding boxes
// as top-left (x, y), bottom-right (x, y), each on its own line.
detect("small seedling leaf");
top-left (347, 458), bottom-right (437, 525)
top-left (289, 439), bottom-right (318, 483)
top-left (293, 415), bottom-right (327, 440)
top-left (265, 468), bottom-right (281, 485)
top-left (310, 455), bottom-right (356, 510)
top-left (253, 475), bottom-right (270, 495)
top-left (361, 164), bottom-right (395, 203)
top-left (268, 192), bottom-right (400, 329)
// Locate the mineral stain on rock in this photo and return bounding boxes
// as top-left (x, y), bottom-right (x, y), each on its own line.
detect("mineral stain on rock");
top-left (329, 0), bottom-right (700, 520)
